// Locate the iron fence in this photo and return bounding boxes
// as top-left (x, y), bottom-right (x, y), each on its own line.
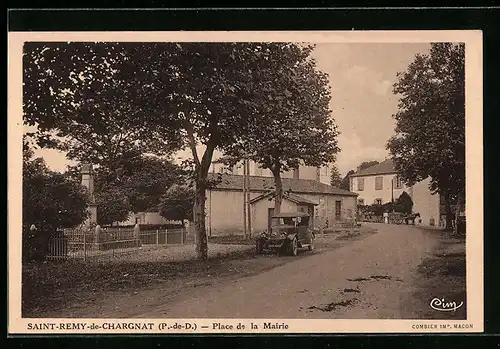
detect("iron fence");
top-left (46, 226), bottom-right (190, 262)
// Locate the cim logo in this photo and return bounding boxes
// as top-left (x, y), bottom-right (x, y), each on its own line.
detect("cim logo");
top-left (430, 297), bottom-right (464, 312)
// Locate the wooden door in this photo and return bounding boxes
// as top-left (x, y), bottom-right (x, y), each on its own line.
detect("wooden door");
top-left (335, 200), bottom-right (342, 221)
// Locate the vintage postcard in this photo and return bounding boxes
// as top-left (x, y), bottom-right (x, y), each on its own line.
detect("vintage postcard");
top-left (8, 30), bottom-right (483, 334)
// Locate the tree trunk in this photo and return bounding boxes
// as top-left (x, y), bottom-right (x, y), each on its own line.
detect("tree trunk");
top-left (193, 179), bottom-right (208, 260)
top-left (444, 191), bottom-right (453, 231)
top-left (185, 121), bottom-right (215, 261)
top-left (272, 168), bottom-right (283, 214)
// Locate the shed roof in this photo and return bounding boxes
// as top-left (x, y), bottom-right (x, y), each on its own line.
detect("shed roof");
top-left (249, 191), bottom-right (318, 205)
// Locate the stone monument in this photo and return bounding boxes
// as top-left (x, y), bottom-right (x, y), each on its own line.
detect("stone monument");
top-left (81, 163), bottom-right (98, 226)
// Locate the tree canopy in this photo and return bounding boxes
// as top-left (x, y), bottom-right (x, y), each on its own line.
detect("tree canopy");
top-left (23, 151), bottom-right (89, 261)
top-left (23, 42), bottom-right (338, 259)
top-left (23, 42), bottom-right (181, 169)
top-left (386, 43), bottom-right (465, 229)
top-left (219, 44), bottom-right (339, 213)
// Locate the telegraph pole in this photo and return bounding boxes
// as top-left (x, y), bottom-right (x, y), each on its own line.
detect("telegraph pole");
top-left (391, 177), bottom-right (394, 203)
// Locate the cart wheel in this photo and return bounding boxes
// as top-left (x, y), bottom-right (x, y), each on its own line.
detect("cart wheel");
top-left (308, 234), bottom-right (315, 251)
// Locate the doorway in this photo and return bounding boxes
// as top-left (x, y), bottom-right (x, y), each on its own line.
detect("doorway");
top-left (335, 200), bottom-right (342, 221)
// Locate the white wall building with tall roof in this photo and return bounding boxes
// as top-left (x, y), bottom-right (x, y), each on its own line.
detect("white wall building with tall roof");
top-left (349, 159), bottom-right (443, 227)
top-left (210, 160), bottom-right (332, 185)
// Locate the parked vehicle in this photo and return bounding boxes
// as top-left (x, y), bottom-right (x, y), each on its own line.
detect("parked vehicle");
top-left (255, 211), bottom-right (315, 256)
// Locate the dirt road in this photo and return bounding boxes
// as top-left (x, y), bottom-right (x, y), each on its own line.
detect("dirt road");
top-left (129, 223), bottom-right (441, 319)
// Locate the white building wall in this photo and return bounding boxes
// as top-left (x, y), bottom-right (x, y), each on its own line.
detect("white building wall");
top-left (211, 160), bottom-right (329, 184)
top-left (116, 212), bottom-right (172, 226)
top-left (411, 177), bottom-right (442, 227)
top-left (351, 174), bottom-right (441, 227)
top-left (351, 173), bottom-right (411, 205)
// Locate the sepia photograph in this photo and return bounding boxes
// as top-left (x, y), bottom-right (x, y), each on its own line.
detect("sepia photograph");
top-left (8, 30), bottom-right (483, 334)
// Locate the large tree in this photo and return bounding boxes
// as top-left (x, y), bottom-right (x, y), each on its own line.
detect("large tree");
top-left (23, 42), bottom-right (338, 260)
top-left (23, 151), bottom-right (89, 262)
top-left (220, 44), bottom-right (340, 214)
top-left (127, 43), bottom-right (276, 259)
top-left (387, 43), bottom-right (465, 230)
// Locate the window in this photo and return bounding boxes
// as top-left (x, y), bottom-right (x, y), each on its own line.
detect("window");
top-left (346, 209), bottom-right (353, 218)
top-left (394, 175), bottom-right (403, 189)
top-left (357, 198), bottom-right (364, 206)
top-left (357, 178), bottom-right (364, 191)
top-left (375, 176), bottom-right (383, 190)
top-left (375, 198), bottom-right (382, 205)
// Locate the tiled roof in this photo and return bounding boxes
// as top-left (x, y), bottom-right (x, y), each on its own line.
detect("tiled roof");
top-left (350, 159), bottom-right (397, 177)
top-left (207, 173), bottom-right (357, 196)
top-left (249, 191), bottom-right (319, 205)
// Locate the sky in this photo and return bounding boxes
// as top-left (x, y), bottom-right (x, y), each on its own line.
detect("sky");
top-left (30, 42), bottom-right (431, 177)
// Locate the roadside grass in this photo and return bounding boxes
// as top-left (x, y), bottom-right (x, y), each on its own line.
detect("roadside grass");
top-left (412, 231), bottom-right (466, 319)
top-left (22, 246), bottom-right (254, 317)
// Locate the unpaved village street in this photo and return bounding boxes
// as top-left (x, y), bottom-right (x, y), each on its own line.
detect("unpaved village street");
top-left (28, 223), bottom-right (465, 320)
top-left (133, 223), bottom-right (439, 319)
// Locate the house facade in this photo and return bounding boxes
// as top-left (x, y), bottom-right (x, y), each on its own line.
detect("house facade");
top-left (206, 173), bottom-right (358, 235)
top-left (211, 160), bottom-right (332, 185)
top-left (349, 159), bottom-right (443, 227)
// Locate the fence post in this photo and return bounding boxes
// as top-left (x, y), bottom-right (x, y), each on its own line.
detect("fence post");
top-left (181, 227), bottom-right (184, 244)
top-left (165, 229), bottom-right (168, 245)
top-left (156, 230), bottom-right (159, 245)
top-left (134, 223), bottom-right (140, 251)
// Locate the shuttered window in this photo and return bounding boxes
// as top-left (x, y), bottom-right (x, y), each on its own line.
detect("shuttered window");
top-left (357, 178), bottom-right (364, 191)
top-left (394, 175), bottom-right (403, 189)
